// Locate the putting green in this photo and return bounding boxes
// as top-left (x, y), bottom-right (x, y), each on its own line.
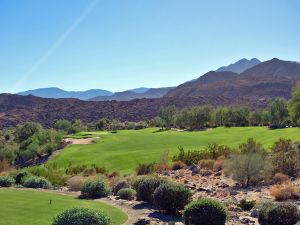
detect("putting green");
top-left (0, 189), bottom-right (127, 225)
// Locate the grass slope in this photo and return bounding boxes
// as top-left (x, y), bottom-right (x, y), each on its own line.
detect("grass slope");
top-left (50, 127), bottom-right (300, 174)
top-left (0, 189), bottom-right (127, 225)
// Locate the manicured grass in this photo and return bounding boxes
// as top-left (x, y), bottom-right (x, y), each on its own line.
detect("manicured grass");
top-left (49, 127), bottom-right (300, 174)
top-left (0, 189), bottom-right (127, 225)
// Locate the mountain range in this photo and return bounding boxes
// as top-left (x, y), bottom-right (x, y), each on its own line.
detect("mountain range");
top-left (1, 57), bottom-right (300, 128)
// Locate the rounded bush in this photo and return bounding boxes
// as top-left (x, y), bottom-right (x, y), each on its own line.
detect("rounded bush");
top-left (112, 180), bottom-right (130, 195)
top-left (184, 198), bottom-right (227, 225)
top-left (81, 178), bottom-right (110, 199)
top-left (135, 176), bottom-right (166, 203)
top-left (153, 182), bottom-right (192, 214)
top-left (0, 176), bottom-right (15, 187)
top-left (14, 171), bottom-right (31, 184)
top-left (52, 207), bottom-right (110, 225)
top-left (258, 202), bottom-right (299, 225)
top-left (22, 176), bottom-right (51, 189)
top-left (117, 188), bottom-right (136, 200)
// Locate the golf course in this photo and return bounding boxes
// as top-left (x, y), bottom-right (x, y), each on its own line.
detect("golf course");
top-left (0, 189), bottom-right (127, 225)
top-left (49, 127), bottom-right (300, 174)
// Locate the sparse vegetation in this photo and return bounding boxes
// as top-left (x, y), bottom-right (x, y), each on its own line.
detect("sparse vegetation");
top-left (0, 176), bottom-right (15, 187)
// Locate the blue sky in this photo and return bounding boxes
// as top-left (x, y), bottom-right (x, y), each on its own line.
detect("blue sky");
top-left (0, 0), bottom-right (299, 93)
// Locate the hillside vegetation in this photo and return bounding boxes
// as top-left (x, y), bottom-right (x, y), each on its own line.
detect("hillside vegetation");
top-left (49, 127), bottom-right (300, 174)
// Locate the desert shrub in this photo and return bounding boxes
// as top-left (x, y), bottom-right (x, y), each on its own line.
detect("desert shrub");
top-left (65, 165), bottom-right (87, 175)
top-left (153, 182), bottom-right (192, 214)
top-left (238, 199), bottom-right (256, 211)
top-left (136, 162), bottom-right (156, 175)
top-left (270, 139), bottom-right (300, 177)
top-left (184, 198), bottom-right (227, 225)
top-left (0, 176), bottom-right (15, 187)
top-left (81, 178), bottom-right (110, 199)
top-left (224, 138), bottom-right (271, 187)
top-left (213, 158), bottom-right (224, 171)
top-left (270, 183), bottom-right (300, 201)
top-left (67, 176), bottom-right (85, 192)
top-left (272, 172), bottom-right (289, 184)
top-left (258, 202), bottom-right (299, 225)
top-left (112, 180), bottom-right (130, 195)
top-left (107, 171), bottom-right (120, 178)
top-left (22, 176), bottom-right (51, 189)
top-left (135, 176), bottom-right (166, 203)
top-left (171, 161), bottom-right (186, 170)
top-left (205, 143), bottom-right (232, 159)
top-left (198, 159), bottom-right (215, 170)
top-left (52, 207), bottom-right (110, 225)
top-left (117, 188), bottom-right (136, 200)
top-left (83, 168), bottom-right (96, 177)
top-left (172, 146), bottom-right (205, 166)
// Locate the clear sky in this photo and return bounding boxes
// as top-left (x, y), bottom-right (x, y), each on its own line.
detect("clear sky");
top-left (0, 0), bottom-right (299, 93)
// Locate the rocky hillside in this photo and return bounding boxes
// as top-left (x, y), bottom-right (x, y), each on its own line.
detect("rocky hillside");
top-left (216, 58), bottom-right (261, 73)
top-left (166, 58), bottom-right (300, 99)
top-left (0, 94), bottom-right (267, 128)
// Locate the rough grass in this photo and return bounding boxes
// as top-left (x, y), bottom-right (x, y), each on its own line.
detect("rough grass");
top-left (0, 189), bottom-right (127, 225)
top-left (49, 127), bottom-right (300, 174)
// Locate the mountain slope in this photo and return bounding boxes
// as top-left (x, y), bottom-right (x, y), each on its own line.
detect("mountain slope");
top-left (18, 88), bottom-right (113, 100)
top-left (216, 58), bottom-right (261, 73)
top-left (166, 58), bottom-right (300, 99)
top-left (90, 87), bottom-right (174, 101)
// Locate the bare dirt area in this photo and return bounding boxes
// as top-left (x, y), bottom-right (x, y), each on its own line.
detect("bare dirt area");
top-left (65, 137), bottom-right (98, 145)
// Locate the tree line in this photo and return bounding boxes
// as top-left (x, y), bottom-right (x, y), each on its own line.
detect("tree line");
top-left (155, 83), bottom-right (300, 130)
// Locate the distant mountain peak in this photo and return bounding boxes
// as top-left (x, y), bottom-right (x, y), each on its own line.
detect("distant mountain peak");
top-left (216, 58), bottom-right (261, 74)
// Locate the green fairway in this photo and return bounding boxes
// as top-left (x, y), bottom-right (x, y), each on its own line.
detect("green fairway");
top-left (50, 127), bottom-right (300, 174)
top-left (0, 189), bottom-right (127, 225)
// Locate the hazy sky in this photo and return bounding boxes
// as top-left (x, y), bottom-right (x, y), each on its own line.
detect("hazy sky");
top-left (1, 0), bottom-right (299, 93)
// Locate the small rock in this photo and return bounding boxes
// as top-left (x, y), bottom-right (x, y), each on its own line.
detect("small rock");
top-left (250, 209), bottom-right (259, 218)
top-left (134, 218), bottom-right (151, 225)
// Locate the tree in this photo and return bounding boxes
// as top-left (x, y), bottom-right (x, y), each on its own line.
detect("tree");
top-left (70, 120), bottom-right (87, 134)
top-left (53, 120), bottom-right (72, 133)
top-left (248, 111), bottom-right (262, 126)
top-left (16, 122), bottom-right (42, 142)
top-left (158, 106), bottom-right (177, 129)
top-left (288, 83), bottom-right (300, 126)
top-left (187, 106), bottom-right (212, 130)
top-left (268, 98), bottom-right (289, 127)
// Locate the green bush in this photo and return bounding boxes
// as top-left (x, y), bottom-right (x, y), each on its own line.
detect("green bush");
top-left (13, 171), bottom-right (31, 184)
top-left (238, 199), bottom-right (256, 211)
top-left (117, 188), bottom-right (136, 200)
top-left (258, 202), bottom-right (299, 225)
top-left (22, 176), bottom-right (51, 189)
top-left (184, 198), bottom-right (227, 225)
top-left (112, 180), bottom-right (130, 195)
top-left (0, 176), bottom-right (15, 187)
top-left (52, 207), bottom-right (110, 225)
top-left (135, 176), bottom-right (166, 203)
top-left (81, 178), bottom-right (110, 199)
top-left (153, 182), bottom-right (192, 214)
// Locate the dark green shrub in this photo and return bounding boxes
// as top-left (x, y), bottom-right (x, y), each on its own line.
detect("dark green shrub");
top-left (153, 182), bottom-right (192, 214)
top-left (258, 202), bottom-right (300, 225)
top-left (184, 198), bottom-right (227, 225)
top-left (14, 171), bottom-right (31, 184)
top-left (52, 207), bottom-right (110, 225)
top-left (135, 176), bottom-right (166, 203)
top-left (0, 176), bottom-right (15, 187)
top-left (136, 162), bottom-right (156, 175)
top-left (22, 176), bottom-right (51, 189)
top-left (81, 178), bottom-right (110, 199)
top-left (112, 180), bottom-right (130, 195)
top-left (117, 188), bottom-right (136, 200)
top-left (238, 199), bottom-right (256, 211)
